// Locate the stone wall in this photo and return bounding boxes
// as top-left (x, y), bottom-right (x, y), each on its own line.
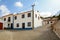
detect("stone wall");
top-left (53, 20), bottom-right (60, 38)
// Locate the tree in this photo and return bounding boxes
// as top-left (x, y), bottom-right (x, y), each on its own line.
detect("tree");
top-left (52, 15), bottom-right (56, 18)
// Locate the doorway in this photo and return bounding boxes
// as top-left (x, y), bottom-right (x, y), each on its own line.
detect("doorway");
top-left (11, 23), bottom-right (13, 29)
top-left (22, 23), bottom-right (25, 29)
top-left (0, 23), bottom-right (3, 30)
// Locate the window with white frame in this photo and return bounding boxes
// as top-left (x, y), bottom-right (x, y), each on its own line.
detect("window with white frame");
top-left (16, 23), bottom-right (19, 27)
top-left (14, 16), bottom-right (17, 20)
top-left (28, 13), bottom-right (31, 17)
top-left (4, 18), bottom-right (6, 21)
top-left (8, 17), bottom-right (11, 22)
top-left (27, 22), bottom-right (31, 27)
top-left (22, 14), bottom-right (25, 18)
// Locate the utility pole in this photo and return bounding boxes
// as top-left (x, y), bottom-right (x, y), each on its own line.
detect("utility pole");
top-left (32, 4), bottom-right (35, 29)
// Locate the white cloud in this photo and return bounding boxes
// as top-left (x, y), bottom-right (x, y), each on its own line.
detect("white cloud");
top-left (15, 2), bottom-right (23, 7)
top-left (34, 0), bottom-right (60, 16)
top-left (0, 5), bottom-right (10, 16)
top-left (51, 0), bottom-right (60, 4)
top-left (13, 12), bottom-right (17, 15)
top-left (40, 12), bottom-right (52, 17)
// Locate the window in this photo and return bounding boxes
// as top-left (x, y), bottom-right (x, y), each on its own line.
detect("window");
top-left (38, 16), bottom-right (39, 20)
top-left (47, 21), bottom-right (49, 24)
top-left (22, 14), bottom-right (25, 18)
top-left (8, 17), bottom-right (11, 22)
top-left (4, 18), bottom-right (6, 21)
top-left (51, 21), bottom-right (52, 23)
top-left (35, 14), bottom-right (37, 18)
top-left (28, 22), bottom-right (31, 27)
top-left (28, 13), bottom-right (31, 17)
top-left (8, 24), bottom-right (10, 27)
top-left (16, 23), bottom-right (19, 27)
top-left (15, 16), bottom-right (17, 20)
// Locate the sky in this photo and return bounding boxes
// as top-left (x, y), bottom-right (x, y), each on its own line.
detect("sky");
top-left (0, 0), bottom-right (60, 17)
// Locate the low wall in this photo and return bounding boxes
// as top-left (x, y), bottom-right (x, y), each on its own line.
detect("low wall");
top-left (53, 20), bottom-right (60, 38)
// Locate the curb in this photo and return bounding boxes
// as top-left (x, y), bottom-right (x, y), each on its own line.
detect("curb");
top-left (53, 30), bottom-right (60, 38)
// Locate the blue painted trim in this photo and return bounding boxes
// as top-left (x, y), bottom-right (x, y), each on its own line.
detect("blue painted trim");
top-left (12, 28), bottom-right (32, 30)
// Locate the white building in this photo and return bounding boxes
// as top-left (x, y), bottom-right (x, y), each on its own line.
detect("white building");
top-left (2, 14), bottom-right (14, 29)
top-left (2, 10), bottom-right (43, 30)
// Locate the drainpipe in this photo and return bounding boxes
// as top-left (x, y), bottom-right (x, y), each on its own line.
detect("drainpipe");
top-left (13, 15), bottom-right (14, 29)
top-left (32, 4), bottom-right (35, 29)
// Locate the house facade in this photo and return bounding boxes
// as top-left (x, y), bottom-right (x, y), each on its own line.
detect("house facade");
top-left (34, 11), bottom-right (42, 28)
top-left (2, 10), bottom-right (43, 30)
top-left (42, 17), bottom-right (58, 26)
top-left (2, 14), bottom-right (14, 29)
top-left (14, 11), bottom-right (33, 29)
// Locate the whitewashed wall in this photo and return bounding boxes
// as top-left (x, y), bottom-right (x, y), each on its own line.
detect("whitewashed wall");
top-left (2, 11), bottom-right (43, 29)
top-left (3, 14), bottom-right (13, 28)
top-left (34, 11), bottom-right (43, 28)
top-left (14, 11), bottom-right (32, 28)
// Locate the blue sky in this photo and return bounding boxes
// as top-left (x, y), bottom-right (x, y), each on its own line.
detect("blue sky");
top-left (0, 0), bottom-right (60, 17)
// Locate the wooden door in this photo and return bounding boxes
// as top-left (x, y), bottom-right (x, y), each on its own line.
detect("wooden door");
top-left (22, 23), bottom-right (25, 29)
top-left (0, 23), bottom-right (3, 30)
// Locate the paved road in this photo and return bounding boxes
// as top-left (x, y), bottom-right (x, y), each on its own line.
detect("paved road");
top-left (34, 29), bottom-right (60, 40)
top-left (0, 26), bottom-right (60, 40)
